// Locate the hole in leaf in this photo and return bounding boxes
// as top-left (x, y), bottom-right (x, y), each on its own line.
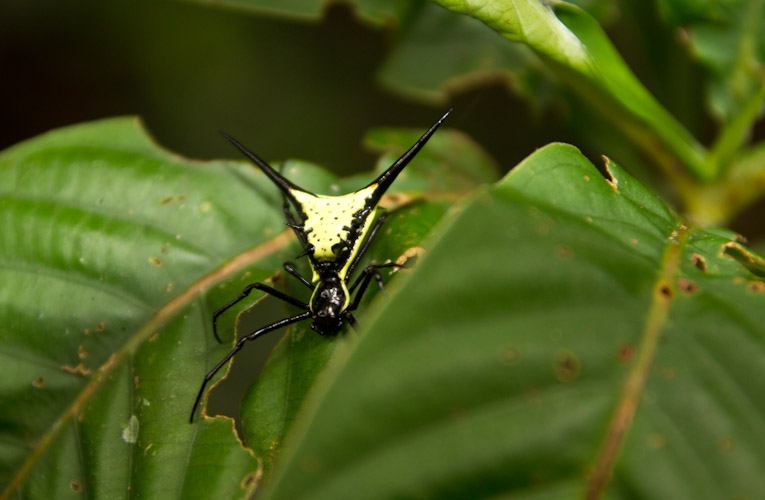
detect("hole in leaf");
top-left (657, 282), bottom-right (673, 300)
top-left (691, 254), bottom-right (707, 272)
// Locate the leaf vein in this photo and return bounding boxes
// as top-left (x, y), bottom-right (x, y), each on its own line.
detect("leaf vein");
top-left (584, 223), bottom-right (690, 499)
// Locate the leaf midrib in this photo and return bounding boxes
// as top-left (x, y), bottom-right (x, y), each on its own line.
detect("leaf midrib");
top-left (584, 224), bottom-right (691, 499)
top-left (0, 230), bottom-right (294, 500)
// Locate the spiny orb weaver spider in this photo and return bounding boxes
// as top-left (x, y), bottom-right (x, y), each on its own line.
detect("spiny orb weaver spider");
top-left (190, 110), bottom-right (451, 422)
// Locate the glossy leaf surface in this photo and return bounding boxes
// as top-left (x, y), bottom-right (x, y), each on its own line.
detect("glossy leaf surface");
top-left (0, 117), bottom-right (468, 499)
top-left (431, 0), bottom-right (710, 179)
top-left (262, 144), bottom-right (765, 499)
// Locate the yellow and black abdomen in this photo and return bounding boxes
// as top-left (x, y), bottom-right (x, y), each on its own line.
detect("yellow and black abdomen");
top-left (290, 185), bottom-right (378, 281)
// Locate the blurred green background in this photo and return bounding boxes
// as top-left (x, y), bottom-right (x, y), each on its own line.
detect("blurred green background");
top-left (0, 0), bottom-right (761, 235)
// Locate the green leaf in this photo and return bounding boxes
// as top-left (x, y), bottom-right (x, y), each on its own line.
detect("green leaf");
top-left (240, 201), bottom-right (448, 478)
top-left (658, 0), bottom-right (765, 123)
top-left (178, 0), bottom-right (411, 26)
top-left (239, 124), bottom-right (490, 478)
top-left (431, 0), bottom-right (710, 180)
top-left (0, 117), bottom-right (479, 498)
top-left (378, 2), bottom-right (547, 105)
top-left (0, 118), bottom-right (284, 499)
top-left (261, 144), bottom-right (765, 499)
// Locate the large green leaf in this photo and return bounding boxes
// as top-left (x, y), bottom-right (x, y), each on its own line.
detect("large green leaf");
top-left (0, 118), bottom-right (292, 499)
top-left (261, 144), bottom-right (765, 499)
top-left (431, 0), bottom-right (710, 180)
top-left (239, 200), bottom-right (450, 478)
top-left (0, 117), bottom-right (472, 499)
top-left (239, 126), bottom-right (498, 478)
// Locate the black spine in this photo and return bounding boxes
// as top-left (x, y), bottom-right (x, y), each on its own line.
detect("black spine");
top-left (366, 109), bottom-right (451, 206)
top-left (220, 131), bottom-right (307, 198)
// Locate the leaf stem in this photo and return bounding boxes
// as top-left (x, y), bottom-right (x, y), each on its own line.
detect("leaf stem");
top-left (708, 78), bottom-right (765, 177)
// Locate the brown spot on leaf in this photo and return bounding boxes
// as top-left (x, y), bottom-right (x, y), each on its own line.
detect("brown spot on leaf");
top-left (616, 343), bottom-right (634, 364)
top-left (159, 194), bottom-right (187, 205)
top-left (630, 238), bottom-right (638, 245)
top-left (677, 279), bottom-right (698, 294)
top-left (557, 245), bottom-right (573, 259)
top-left (647, 433), bottom-right (666, 449)
top-left (657, 281), bottom-right (674, 301)
top-left (70, 481), bottom-right (82, 493)
top-left (501, 346), bottom-right (519, 365)
top-left (33, 376), bottom-right (45, 388)
top-left (149, 257), bottom-right (162, 267)
top-left (691, 254), bottom-right (707, 272)
top-left (659, 365), bottom-right (676, 380)
top-left (554, 350), bottom-right (580, 383)
top-left (718, 436), bottom-right (735, 453)
top-left (749, 281), bottom-right (765, 293)
top-left (78, 345), bottom-right (89, 359)
top-left (95, 322), bottom-right (106, 332)
top-left (61, 364), bottom-right (92, 377)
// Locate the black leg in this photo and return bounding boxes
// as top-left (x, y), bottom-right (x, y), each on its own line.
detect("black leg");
top-left (346, 262), bottom-right (404, 312)
top-left (190, 311), bottom-right (311, 423)
top-left (343, 311), bottom-right (359, 330)
top-left (348, 262), bottom-right (405, 296)
top-left (283, 262), bottom-right (313, 289)
top-left (345, 213), bottom-right (387, 279)
top-left (212, 282), bottom-right (309, 343)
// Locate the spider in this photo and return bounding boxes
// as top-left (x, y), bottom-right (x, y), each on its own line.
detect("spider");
top-left (190, 110), bottom-right (451, 422)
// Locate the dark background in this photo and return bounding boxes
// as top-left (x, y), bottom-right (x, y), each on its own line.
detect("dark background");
top-left (1, 0), bottom-right (761, 236)
top-left (0, 0), bottom-right (576, 176)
